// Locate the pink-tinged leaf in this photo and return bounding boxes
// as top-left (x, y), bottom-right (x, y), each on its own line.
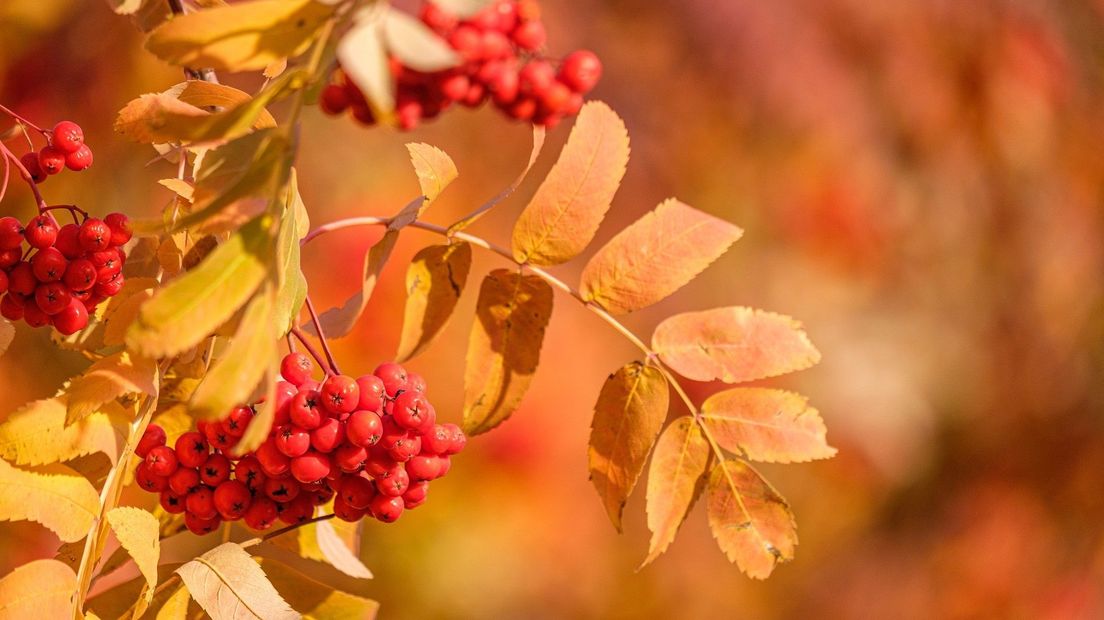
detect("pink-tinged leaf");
top-left (580, 199), bottom-right (743, 314)
top-left (701, 388), bottom-right (835, 463)
top-left (0, 560), bottom-right (77, 619)
top-left (396, 242), bottom-right (472, 362)
top-left (588, 362), bottom-right (669, 531)
top-left (641, 416), bottom-right (710, 567)
top-left (448, 125), bottom-right (546, 236)
top-left (512, 101), bottom-right (629, 266)
top-left (707, 459), bottom-right (797, 579)
top-left (462, 270), bottom-right (554, 435)
top-left (652, 306), bottom-right (821, 383)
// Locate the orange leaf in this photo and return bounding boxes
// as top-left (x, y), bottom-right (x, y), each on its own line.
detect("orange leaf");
top-left (652, 307), bottom-right (820, 383)
top-left (588, 362), bottom-right (669, 531)
top-left (580, 199), bottom-right (742, 314)
top-left (707, 459), bottom-right (796, 579)
top-left (641, 416), bottom-right (710, 567)
top-left (701, 388), bottom-right (835, 463)
top-left (396, 243), bottom-right (472, 362)
top-left (511, 101), bottom-right (629, 266)
top-left (462, 270), bottom-right (554, 435)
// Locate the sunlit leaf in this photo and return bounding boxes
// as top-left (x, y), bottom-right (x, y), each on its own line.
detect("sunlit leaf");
top-left (274, 174), bottom-right (308, 334)
top-left (406, 143), bottom-right (458, 203)
top-left (191, 289), bottom-right (276, 420)
top-left (580, 199), bottom-right (743, 314)
top-left (106, 506), bottom-right (161, 610)
top-left (0, 459), bottom-right (99, 542)
top-left (314, 518), bottom-right (373, 580)
top-left (127, 216), bottom-right (273, 358)
top-left (232, 359), bottom-right (277, 457)
top-left (396, 242), bottom-right (472, 362)
top-left (0, 397), bottom-right (129, 466)
top-left (258, 558), bottom-right (378, 620)
top-left (707, 459), bottom-right (796, 579)
top-left (512, 101), bottom-right (629, 266)
top-left (85, 566), bottom-right (197, 620)
top-left (65, 351), bottom-right (158, 425)
top-left (652, 307), bottom-right (821, 383)
top-left (641, 416), bottom-right (710, 567)
top-left (701, 388), bottom-right (835, 463)
top-left (146, 0), bottom-right (335, 72)
top-left (383, 8), bottom-right (461, 72)
top-left (588, 362), bottom-right (669, 531)
top-left (337, 15), bottom-right (394, 121)
top-left (462, 270), bottom-right (554, 435)
top-left (175, 542), bottom-right (299, 620)
top-left (0, 559), bottom-right (77, 619)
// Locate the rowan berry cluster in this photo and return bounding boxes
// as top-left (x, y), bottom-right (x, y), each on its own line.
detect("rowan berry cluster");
top-left (0, 211), bottom-right (131, 334)
top-left (19, 121), bottom-right (93, 181)
top-left (320, 0), bottom-right (603, 130)
top-left (134, 354), bottom-right (466, 535)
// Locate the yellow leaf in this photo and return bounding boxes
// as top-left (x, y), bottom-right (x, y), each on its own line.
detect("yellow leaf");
top-left (158, 178), bottom-right (195, 202)
top-left (146, 0), bottom-right (334, 72)
top-left (396, 243), bottom-right (472, 362)
top-left (175, 81), bottom-right (278, 127)
top-left (0, 559), bottom-right (77, 619)
top-left (337, 16), bottom-right (394, 121)
top-left (258, 558), bottom-right (378, 620)
top-left (652, 306), bottom-right (821, 383)
top-left (103, 287), bottom-right (155, 347)
top-left (512, 101), bottom-right (629, 266)
top-left (448, 125), bottom-right (546, 236)
top-left (127, 216), bottom-right (273, 358)
top-left (707, 459), bottom-right (797, 579)
top-left (175, 542), bottom-right (299, 620)
top-left (191, 289), bottom-right (276, 420)
top-left (383, 8), bottom-right (461, 72)
top-left (151, 404), bottom-right (195, 447)
top-left (309, 229), bottom-right (398, 339)
top-left (462, 270), bottom-right (554, 435)
top-left (0, 459), bottom-right (99, 542)
top-left (314, 519), bottom-right (373, 580)
top-left (406, 143), bottom-right (458, 203)
top-left (106, 507), bottom-right (161, 609)
top-left (580, 199), bottom-right (743, 314)
top-left (701, 388), bottom-right (835, 463)
top-left (0, 397), bottom-right (129, 466)
top-left (641, 416), bottom-right (710, 567)
top-left (264, 57), bottom-right (288, 79)
top-left (274, 176), bottom-right (308, 334)
top-left (85, 566), bottom-right (197, 620)
top-left (65, 351), bottom-right (158, 425)
top-left (0, 319), bottom-right (13, 357)
top-left (588, 362), bottom-right (669, 531)
top-left (232, 360), bottom-right (277, 457)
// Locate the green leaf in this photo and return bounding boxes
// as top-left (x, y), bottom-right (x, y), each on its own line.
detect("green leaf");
top-left (127, 216), bottom-right (274, 358)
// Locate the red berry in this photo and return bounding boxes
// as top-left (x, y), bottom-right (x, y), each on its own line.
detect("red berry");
top-left (332, 494), bottom-right (367, 522)
top-left (145, 445), bottom-right (179, 477)
top-left (277, 494), bottom-right (315, 525)
top-left (439, 72), bottom-right (470, 102)
top-left (346, 410), bottom-right (383, 448)
top-left (94, 273), bottom-right (124, 297)
top-left (0, 217), bottom-right (22, 250)
top-left (334, 443), bottom-right (368, 472)
top-left (200, 453), bottom-right (231, 487)
top-left (512, 20), bottom-right (546, 50)
top-left (374, 362), bottom-right (408, 396)
top-left (135, 423), bottom-right (166, 458)
top-left (19, 153), bottom-right (46, 183)
top-left (289, 389), bottom-right (325, 430)
top-left (402, 480), bottom-right (429, 508)
top-left (23, 302), bottom-right (50, 328)
top-left (78, 219), bottom-right (111, 252)
top-left (8, 264), bottom-right (34, 296)
top-left (396, 96), bottom-right (423, 131)
top-left (290, 451), bottom-right (331, 484)
top-left (391, 391), bottom-right (432, 431)
top-left (375, 466), bottom-right (410, 497)
top-left (448, 25), bottom-right (482, 61)
top-left (320, 374), bottom-right (359, 415)
top-left (539, 80), bottom-right (572, 113)
top-left (168, 467), bottom-right (200, 496)
top-left (0, 249), bottom-right (19, 270)
top-left (24, 215), bottom-right (58, 249)
top-left (65, 145), bottom-right (93, 172)
top-left (56, 298), bottom-right (91, 335)
top-left (35, 282), bottom-right (71, 315)
top-left (310, 417), bottom-right (345, 453)
top-left (350, 103), bottom-right (376, 126)
top-left (104, 213), bottom-right (132, 247)
top-left (63, 259), bottom-right (97, 292)
top-left (274, 381), bottom-right (297, 426)
top-left (559, 50), bottom-right (602, 93)
top-left (214, 480), bottom-right (253, 520)
top-left (255, 440), bottom-right (291, 477)
top-left (0, 271), bottom-right (6, 297)
top-left (355, 375), bottom-right (385, 412)
top-left (480, 30), bottom-right (512, 59)
top-left (243, 497), bottom-right (278, 530)
top-left (135, 462), bottom-right (168, 492)
top-left (519, 60), bottom-right (555, 97)
top-left (363, 448), bottom-right (397, 479)
top-left (186, 487), bottom-right (218, 520)
top-left (507, 96), bottom-right (537, 121)
top-left (406, 372), bottom-right (427, 394)
top-left (234, 455), bottom-right (266, 490)
top-left (443, 423), bottom-right (467, 455)
top-left (319, 84), bottom-right (350, 115)
top-left (38, 147), bottom-right (66, 175)
top-left (388, 435), bottom-right (422, 463)
top-left (264, 476), bottom-right (300, 502)
top-left (160, 491), bottom-right (186, 514)
top-left (51, 121), bottom-right (84, 153)
top-left (369, 494), bottom-right (404, 522)
top-left (54, 224), bottom-right (81, 258)
top-left (339, 474), bottom-right (376, 510)
top-left (0, 295), bottom-right (23, 322)
top-left (420, 3), bottom-right (458, 33)
top-left (203, 421), bottom-right (235, 452)
top-left (175, 431), bottom-right (209, 469)
top-left (184, 512), bottom-right (220, 535)
top-left (31, 247), bottom-right (67, 282)
top-left (221, 406), bottom-right (253, 437)
top-left (274, 425), bottom-right (311, 458)
top-left (280, 352), bottom-right (314, 385)
top-left (564, 92), bottom-right (584, 116)
top-left (406, 455), bottom-right (442, 482)
top-left (422, 424), bottom-right (451, 455)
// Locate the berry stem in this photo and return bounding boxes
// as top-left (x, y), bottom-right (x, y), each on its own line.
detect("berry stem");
top-left (289, 326), bottom-right (333, 374)
top-left (41, 204), bottom-right (88, 224)
top-left (0, 140), bottom-right (48, 211)
top-left (302, 295), bottom-right (341, 375)
top-left (0, 103), bottom-right (48, 135)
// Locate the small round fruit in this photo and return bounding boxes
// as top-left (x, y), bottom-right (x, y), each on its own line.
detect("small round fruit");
top-left (234, 455), bottom-right (266, 490)
top-left (310, 417), bottom-right (345, 453)
top-left (104, 212), bottom-right (132, 247)
top-left (375, 466), bottom-right (410, 497)
top-left (221, 406), bottom-right (253, 437)
top-left (0, 294), bottom-right (22, 322)
top-left (65, 145), bottom-right (93, 171)
top-left (35, 282), bottom-right (71, 315)
top-left (200, 453), bottom-right (231, 487)
top-left (135, 423), bottom-right (166, 458)
top-left (24, 215), bottom-right (58, 249)
top-left (168, 467), bottom-right (201, 496)
top-left (214, 480), bottom-right (252, 520)
top-left (255, 440), bottom-right (291, 477)
top-left (31, 247), bottom-right (67, 282)
top-left (355, 375), bottom-right (385, 412)
top-left (243, 497), bottom-right (278, 530)
top-left (369, 494), bottom-right (404, 523)
top-left (19, 153), bottom-right (46, 183)
top-left (391, 391), bottom-right (432, 431)
top-left (339, 475), bottom-right (376, 510)
top-left (63, 259), bottom-right (97, 292)
top-left (320, 374), bottom-right (359, 415)
top-left (78, 218), bottom-right (111, 252)
top-left (289, 390), bottom-right (324, 430)
top-left (346, 410), bottom-right (383, 448)
top-left (264, 476), bottom-right (300, 502)
top-left (38, 146), bottom-right (66, 175)
top-left (51, 120), bottom-right (84, 153)
top-left (402, 480), bottom-right (429, 508)
top-left (559, 50), bottom-right (602, 93)
top-left (54, 224), bottom-right (81, 258)
top-left (0, 217), bottom-right (23, 250)
top-left (443, 423), bottom-right (467, 455)
top-left (334, 443), bottom-right (368, 472)
top-left (373, 362), bottom-right (408, 396)
top-left (184, 512), bottom-right (220, 535)
top-left (512, 19), bottom-right (546, 50)
top-left (174, 431), bottom-right (209, 468)
top-left (160, 491), bottom-right (186, 514)
top-left (290, 451), bottom-right (331, 484)
top-left (145, 445), bottom-right (179, 477)
top-left (134, 462), bottom-right (168, 492)
top-left (332, 494), bottom-right (367, 522)
top-left (406, 455), bottom-right (442, 482)
top-left (319, 84), bottom-right (351, 115)
top-left (280, 352), bottom-right (314, 386)
top-left (274, 425), bottom-right (311, 458)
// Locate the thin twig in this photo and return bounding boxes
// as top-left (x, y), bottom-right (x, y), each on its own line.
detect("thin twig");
top-left (303, 295), bottom-right (340, 375)
top-left (290, 326), bottom-right (331, 374)
top-left (0, 103), bottom-right (48, 134)
top-left (0, 140), bottom-right (48, 210)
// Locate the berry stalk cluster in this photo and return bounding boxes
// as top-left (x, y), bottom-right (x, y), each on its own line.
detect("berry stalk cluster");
top-left (321, 0), bottom-right (602, 129)
top-left (134, 354), bottom-right (466, 535)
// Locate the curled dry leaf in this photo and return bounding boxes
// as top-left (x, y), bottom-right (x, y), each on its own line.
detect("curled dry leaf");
top-left (0, 459), bottom-right (100, 543)
top-left (0, 559), bottom-right (77, 619)
top-left (653, 307), bottom-right (821, 383)
top-left (707, 459), bottom-right (797, 579)
top-left (175, 542), bottom-right (300, 620)
top-left (463, 270), bottom-right (554, 435)
top-left (580, 199), bottom-right (743, 314)
top-left (588, 362), bottom-right (669, 531)
top-left (406, 143), bottom-right (459, 203)
top-left (641, 416), bottom-right (710, 567)
top-left (396, 242), bottom-right (472, 362)
top-left (701, 388), bottom-right (836, 463)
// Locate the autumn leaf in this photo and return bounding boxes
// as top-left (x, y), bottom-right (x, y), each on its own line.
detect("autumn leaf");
top-left (309, 229), bottom-right (398, 339)
top-left (65, 350), bottom-right (158, 424)
top-left (511, 101), bottom-right (629, 266)
top-left (701, 388), bottom-right (835, 463)
top-left (232, 359), bottom-right (277, 457)
top-left (274, 175), bottom-right (308, 333)
top-left (106, 507), bottom-right (161, 610)
top-left (0, 319), bottom-right (14, 357)
top-left (396, 242), bottom-right (472, 362)
top-left (338, 15), bottom-right (394, 121)
top-left (146, 0), bottom-right (335, 72)
top-left (406, 143), bottom-right (458, 203)
top-left (0, 397), bottom-right (129, 466)
top-left (653, 307), bottom-right (821, 383)
top-left (0, 459), bottom-right (99, 542)
top-left (0, 560), bottom-right (77, 619)
top-left (463, 270), bottom-right (554, 435)
top-left (580, 199), bottom-right (743, 314)
top-left (127, 216), bottom-right (273, 358)
top-left (448, 125), bottom-right (546, 235)
top-left (641, 416), bottom-right (710, 567)
top-left (175, 542), bottom-right (299, 620)
top-left (384, 7), bottom-right (460, 72)
top-left (85, 566), bottom-right (197, 619)
top-left (258, 558), bottom-right (379, 619)
top-left (588, 362), bottom-right (669, 531)
top-left (707, 459), bottom-right (797, 579)
top-left (313, 519), bottom-right (374, 580)
top-left (190, 289), bottom-right (277, 420)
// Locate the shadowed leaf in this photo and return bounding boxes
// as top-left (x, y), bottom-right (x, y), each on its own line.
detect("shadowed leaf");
top-left (0, 319), bottom-right (14, 357)
top-left (106, 507), bottom-right (161, 610)
top-left (0, 560), bottom-right (77, 619)
top-left (0, 459), bottom-right (99, 542)
top-left (701, 388), bottom-right (835, 463)
top-left (641, 416), bottom-right (710, 567)
top-left (707, 459), bottom-right (797, 579)
top-left (258, 558), bottom-right (378, 619)
top-left (396, 242), bottom-right (472, 362)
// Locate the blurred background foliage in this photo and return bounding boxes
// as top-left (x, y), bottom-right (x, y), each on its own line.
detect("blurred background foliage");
top-left (2, 0), bottom-right (1104, 617)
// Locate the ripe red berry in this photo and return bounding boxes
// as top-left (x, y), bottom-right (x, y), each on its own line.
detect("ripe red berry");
top-left (135, 423), bottom-right (166, 458)
top-left (12, 265), bottom-right (38, 296)
top-left (405, 372), bottom-right (427, 394)
top-left (221, 406), bottom-right (253, 437)
top-left (255, 440), bottom-right (291, 477)
top-left (168, 467), bottom-right (201, 496)
top-left (243, 497), bottom-right (278, 530)
top-left (31, 247), bottom-right (67, 282)
top-left (290, 451), bottom-right (331, 484)
top-left (65, 145), bottom-right (93, 172)
top-left (402, 480), bottom-right (430, 508)
top-left (38, 147), bottom-right (66, 175)
top-left (160, 491), bottom-right (186, 514)
top-left (0, 217), bottom-right (23, 250)
top-left (559, 50), bottom-right (602, 93)
top-left (200, 453), bottom-right (231, 487)
top-left (19, 153), bottom-right (46, 183)
top-left (0, 295), bottom-right (23, 321)
top-left (406, 455), bottom-right (442, 482)
top-left (214, 480), bottom-right (252, 520)
top-left (186, 487), bottom-right (218, 520)
top-left (420, 3), bottom-right (458, 33)
top-left (78, 218), bottom-right (111, 252)
top-left (94, 273), bottom-right (124, 297)
top-left (184, 512), bottom-right (220, 535)
top-left (35, 282), bottom-right (71, 315)
top-left (339, 475), bottom-right (376, 510)
top-left (332, 494), bottom-right (367, 522)
top-left (0, 249), bottom-right (19, 270)
top-left (449, 25), bottom-right (482, 61)
top-left (103, 212), bottom-right (132, 247)
top-left (355, 375), bottom-right (385, 412)
top-left (319, 84), bottom-right (351, 115)
top-left (512, 20), bottom-right (546, 50)
top-left (388, 436), bottom-right (422, 463)
top-left (23, 302), bottom-right (50, 328)
top-left (391, 391), bottom-right (432, 431)
top-left (320, 374), bottom-right (359, 415)
top-left (274, 425), bottom-right (310, 458)
top-left (0, 272), bottom-right (6, 297)
top-left (234, 455), bottom-right (266, 490)
top-left (539, 80), bottom-right (572, 113)
top-left (422, 424), bottom-right (452, 455)
top-left (289, 389), bottom-right (325, 430)
top-left (24, 215), bottom-right (58, 249)
top-left (203, 421), bottom-right (235, 452)
top-left (519, 60), bottom-right (556, 97)
top-left (346, 410), bottom-right (383, 448)
top-left (334, 443), bottom-right (368, 472)
top-left (363, 447), bottom-right (397, 479)
top-left (274, 381), bottom-right (297, 426)
top-left (442, 423), bottom-right (467, 455)
top-left (374, 362), bottom-right (408, 396)
top-left (52, 299), bottom-right (89, 335)
top-left (175, 431), bottom-right (209, 469)
top-left (264, 476), bottom-right (300, 502)
top-left (310, 417), bottom-right (345, 453)
top-left (54, 224), bottom-right (82, 258)
top-left (63, 259), bottom-right (97, 292)
top-left (278, 494), bottom-right (315, 525)
top-left (145, 445), bottom-right (179, 477)
top-left (480, 30), bottom-right (512, 59)
top-left (369, 494), bottom-right (404, 522)
top-left (280, 352), bottom-right (314, 386)
top-left (51, 121), bottom-right (84, 154)
top-left (375, 466), bottom-right (410, 497)
top-left (135, 462), bottom-right (168, 492)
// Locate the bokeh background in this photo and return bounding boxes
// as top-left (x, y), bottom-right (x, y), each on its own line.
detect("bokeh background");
top-left (3, 0), bottom-right (1104, 617)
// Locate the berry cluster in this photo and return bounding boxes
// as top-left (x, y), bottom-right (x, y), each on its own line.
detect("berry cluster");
top-left (0, 212), bottom-right (131, 334)
top-left (320, 0), bottom-right (602, 130)
top-left (18, 121), bottom-right (93, 182)
top-left (134, 354), bottom-right (466, 535)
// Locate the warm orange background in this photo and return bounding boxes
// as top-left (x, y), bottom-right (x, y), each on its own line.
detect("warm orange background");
top-left (2, 1), bottom-right (1104, 618)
